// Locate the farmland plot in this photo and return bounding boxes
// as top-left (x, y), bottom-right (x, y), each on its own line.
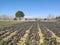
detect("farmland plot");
top-left (0, 21), bottom-right (60, 45)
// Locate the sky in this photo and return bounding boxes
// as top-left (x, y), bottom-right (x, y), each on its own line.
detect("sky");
top-left (0, 0), bottom-right (60, 18)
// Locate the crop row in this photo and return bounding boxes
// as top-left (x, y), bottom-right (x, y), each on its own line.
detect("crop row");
top-left (25, 22), bottom-right (40, 45)
top-left (40, 22), bottom-right (60, 37)
top-left (0, 22), bottom-right (32, 45)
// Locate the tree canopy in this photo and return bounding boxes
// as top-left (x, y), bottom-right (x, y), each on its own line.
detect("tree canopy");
top-left (56, 16), bottom-right (60, 19)
top-left (15, 11), bottom-right (24, 18)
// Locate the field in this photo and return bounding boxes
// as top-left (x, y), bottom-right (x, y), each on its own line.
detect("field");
top-left (0, 20), bottom-right (26, 28)
top-left (0, 21), bottom-right (60, 45)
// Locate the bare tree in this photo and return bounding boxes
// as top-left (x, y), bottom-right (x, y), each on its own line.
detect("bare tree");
top-left (47, 14), bottom-right (54, 19)
top-left (1, 15), bottom-right (9, 20)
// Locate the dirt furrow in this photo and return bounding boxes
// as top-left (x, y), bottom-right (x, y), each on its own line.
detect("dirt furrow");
top-left (44, 26), bottom-right (60, 43)
top-left (17, 25), bottom-right (32, 45)
top-left (38, 24), bottom-right (44, 45)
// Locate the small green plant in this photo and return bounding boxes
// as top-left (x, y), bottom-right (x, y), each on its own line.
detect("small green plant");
top-left (40, 43), bottom-right (45, 45)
